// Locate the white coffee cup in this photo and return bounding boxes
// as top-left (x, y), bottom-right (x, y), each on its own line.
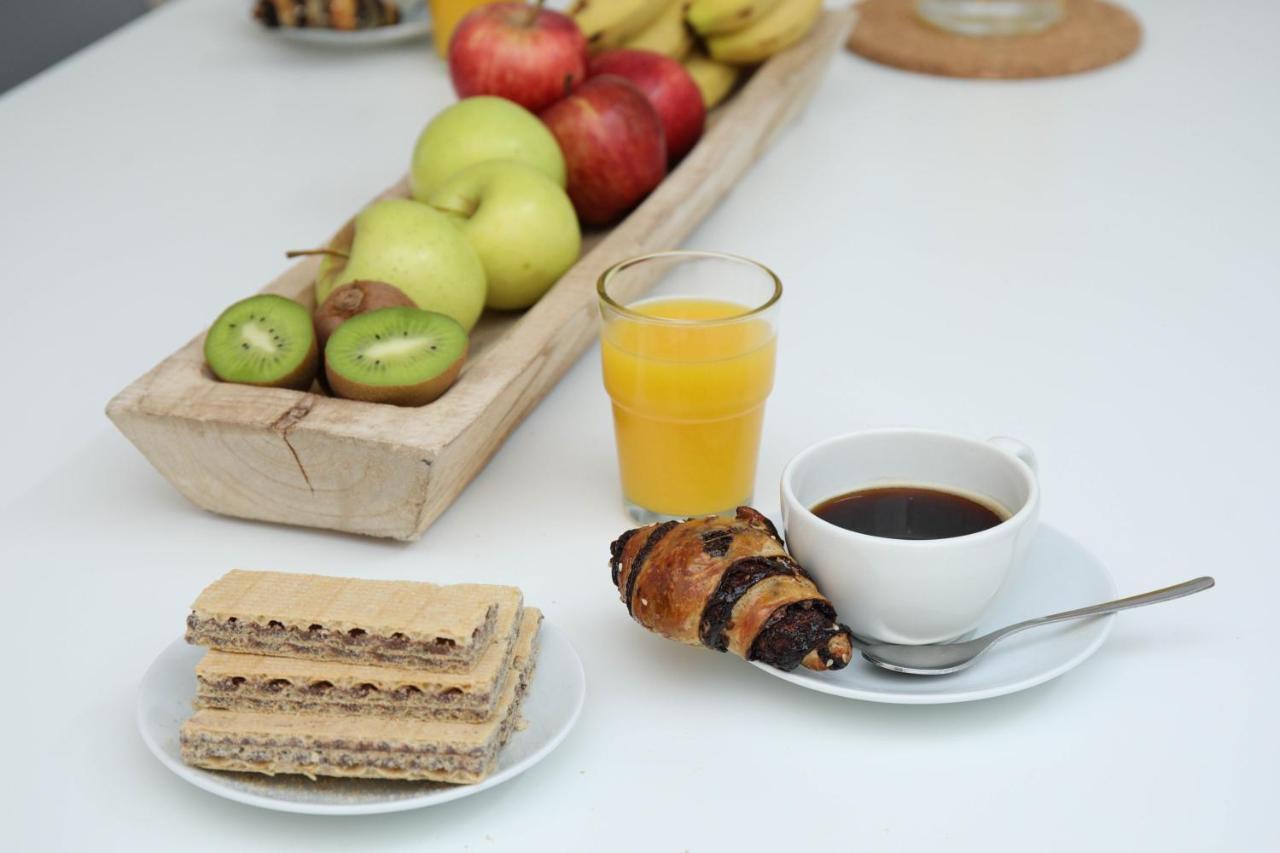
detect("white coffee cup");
top-left (780, 429), bottom-right (1040, 645)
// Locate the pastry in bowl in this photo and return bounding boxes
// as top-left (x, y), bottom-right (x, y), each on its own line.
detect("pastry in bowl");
top-left (254, 0), bottom-right (403, 30)
top-left (610, 507), bottom-right (854, 672)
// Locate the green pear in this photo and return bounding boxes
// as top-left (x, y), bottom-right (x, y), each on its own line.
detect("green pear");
top-left (428, 160), bottom-right (581, 311)
top-left (410, 97), bottom-right (566, 199)
top-left (316, 199), bottom-right (486, 331)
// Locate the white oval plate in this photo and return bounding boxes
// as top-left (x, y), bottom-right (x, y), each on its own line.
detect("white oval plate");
top-left (259, 2), bottom-right (430, 47)
top-left (752, 525), bottom-right (1117, 704)
top-left (138, 622), bottom-right (585, 815)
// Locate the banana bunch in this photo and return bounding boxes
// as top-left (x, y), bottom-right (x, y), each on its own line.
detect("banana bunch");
top-left (569, 0), bottom-right (668, 52)
top-left (686, 0), bottom-right (781, 36)
top-left (570, 0), bottom-right (821, 100)
top-left (682, 49), bottom-right (741, 109)
top-left (570, 0), bottom-right (692, 59)
top-left (692, 0), bottom-right (823, 65)
top-left (625, 0), bottom-right (695, 59)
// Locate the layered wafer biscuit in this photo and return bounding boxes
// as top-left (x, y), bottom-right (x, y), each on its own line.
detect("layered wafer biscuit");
top-left (185, 570), bottom-right (521, 672)
top-left (181, 609), bottom-right (542, 784)
top-left (194, 595), bottom-right (524, 722)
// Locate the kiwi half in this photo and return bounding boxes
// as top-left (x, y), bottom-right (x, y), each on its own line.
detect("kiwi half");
top-left (324, 307), bottom-right (468, 406)
top-left (204, 294), bottom-right (317, 390)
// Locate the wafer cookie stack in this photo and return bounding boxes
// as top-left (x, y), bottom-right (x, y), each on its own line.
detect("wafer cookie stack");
top-left (179, 570), bottom-right (542, 784)
top-left (185, 570), bottom-right (515, 672)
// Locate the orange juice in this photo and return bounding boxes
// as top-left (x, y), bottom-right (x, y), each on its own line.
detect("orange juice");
top-left (601, 298), bottom-right (777, 517)
top-left (428, 0), bottom-right (493, 57)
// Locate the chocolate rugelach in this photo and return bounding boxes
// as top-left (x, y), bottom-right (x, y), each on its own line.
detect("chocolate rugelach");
top-left (610, 507), bottom-right (854, 672)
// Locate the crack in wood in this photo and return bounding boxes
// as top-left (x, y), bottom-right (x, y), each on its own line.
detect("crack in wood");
top-left (271, 397), bottom-right (316, 494)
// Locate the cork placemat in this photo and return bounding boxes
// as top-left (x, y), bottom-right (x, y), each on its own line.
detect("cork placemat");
top-left (848, 0), bottom-right (1142, 79)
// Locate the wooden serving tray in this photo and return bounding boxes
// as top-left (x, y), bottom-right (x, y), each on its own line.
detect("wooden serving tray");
top-left (107, 9), bottom-right (855, 540)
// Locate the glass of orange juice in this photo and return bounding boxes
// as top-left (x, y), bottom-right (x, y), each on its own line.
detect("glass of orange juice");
top-left (598, 251), bottom-right (782, 522)
top-left (428, 0), bottom-right (494, 57)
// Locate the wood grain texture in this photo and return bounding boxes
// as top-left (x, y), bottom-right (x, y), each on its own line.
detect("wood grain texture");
top-left (106, 8), bottom-right (856, 540)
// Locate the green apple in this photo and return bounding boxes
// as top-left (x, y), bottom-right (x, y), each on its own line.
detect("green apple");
top-left (409, 97), bottom-right (566, 199)
top-left (316, 199), bottom-right (486, 331)
top-left (427, 160), bottom-right (580, 311)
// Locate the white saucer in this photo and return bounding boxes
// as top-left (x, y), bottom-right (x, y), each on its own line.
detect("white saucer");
top-left (137, 622), bottom-right (585, 815)
top-left (752, 525), bottom-right (1117, 704)
top-left (260, 3), bottom-right (430, 47)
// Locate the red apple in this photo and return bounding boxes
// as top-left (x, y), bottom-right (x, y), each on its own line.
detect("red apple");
top-left (540, 75), bottom-right (667, 226)
top-left (588, 49), bottom-right (705, 164)
top-left (449, 2), bottom-right (588, 114)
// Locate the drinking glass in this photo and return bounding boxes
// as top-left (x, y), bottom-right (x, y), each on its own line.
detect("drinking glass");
top-left (916, 0), bottom-right (1064, 36)
top-left (428, 0), bottom-right (493, 56)
top-left (597, 251), bottom-right (782, 523)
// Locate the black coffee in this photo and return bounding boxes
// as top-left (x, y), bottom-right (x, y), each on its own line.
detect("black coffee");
top-left (812, 486), bottom-right (1006, 540)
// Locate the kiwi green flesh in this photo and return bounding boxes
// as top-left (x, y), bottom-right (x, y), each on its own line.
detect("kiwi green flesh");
top-left (204, 294), bottom-right (318, 390)
top-left (324, 307), bottom-right (468, 407)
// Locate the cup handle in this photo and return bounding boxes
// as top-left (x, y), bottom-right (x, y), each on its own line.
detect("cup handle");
top-left (987, 436), bottom-right (1038, 474)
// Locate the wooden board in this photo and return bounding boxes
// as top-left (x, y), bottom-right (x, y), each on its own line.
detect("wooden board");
top-left (106, 8), bottom-right (856, 540)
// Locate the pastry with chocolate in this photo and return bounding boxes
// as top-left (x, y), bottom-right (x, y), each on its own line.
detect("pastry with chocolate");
top-left (253, 0), bottom-right (403, 30)
top-left (609, 507), bottom-right (854, 672)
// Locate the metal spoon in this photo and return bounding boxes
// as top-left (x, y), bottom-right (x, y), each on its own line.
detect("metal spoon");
top-left (861, 576), bottom-right (1215, 675)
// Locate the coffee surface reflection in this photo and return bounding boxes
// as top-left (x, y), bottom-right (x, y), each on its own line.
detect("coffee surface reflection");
top-left (811, 486), bottom-right (1006, 541)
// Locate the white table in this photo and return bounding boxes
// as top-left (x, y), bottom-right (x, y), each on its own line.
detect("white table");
top-left (2, 1), bottom-right (1277, 850)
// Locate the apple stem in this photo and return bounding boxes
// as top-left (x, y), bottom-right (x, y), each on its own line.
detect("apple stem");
top-left (285, 248), bottom-right (349, 260)
top-left (520, 0), bottom-right (544, 26)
